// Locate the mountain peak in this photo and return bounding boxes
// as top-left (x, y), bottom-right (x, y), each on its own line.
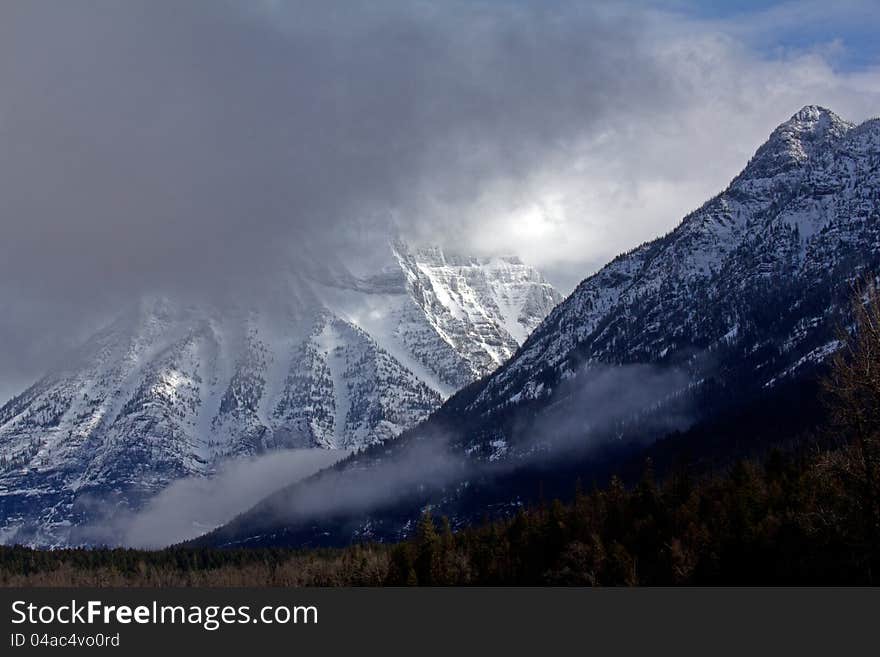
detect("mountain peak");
top-left (781, 105), bottom-right (851, 136)
top-left (788, 104), bottom-right (838, 122)
top-left (737, 105), bottom-right (853, 182)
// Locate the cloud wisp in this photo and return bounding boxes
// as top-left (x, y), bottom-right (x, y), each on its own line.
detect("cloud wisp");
top-left (201, 362), bottom-right (694, 545)
top-left (80, 448), bottom-right (349, 548)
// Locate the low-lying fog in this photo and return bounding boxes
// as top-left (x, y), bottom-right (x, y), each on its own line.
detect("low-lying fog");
top-left (116, 448), bottom-right (349, 548)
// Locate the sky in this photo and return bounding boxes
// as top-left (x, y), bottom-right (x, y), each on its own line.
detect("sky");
top-left (0, 0), bottom-right (879, 402)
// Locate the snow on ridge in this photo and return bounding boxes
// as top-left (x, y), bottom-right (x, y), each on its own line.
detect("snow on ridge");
top-left (0, 241), bottom-right (560, 545)
top-left (473, 107), bottom-right (880, 411)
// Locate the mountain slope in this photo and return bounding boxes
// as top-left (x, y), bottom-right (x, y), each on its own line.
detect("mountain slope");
top-left (0, 244), bottom-right (560, 545)
top-left (197, 106), bottom-right (880, 549)
top-left (455, 105), bottom-right (877, 453)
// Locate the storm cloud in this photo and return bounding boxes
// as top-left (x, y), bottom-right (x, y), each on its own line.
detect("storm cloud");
top-left (1, 0), bottom-right (879, 400)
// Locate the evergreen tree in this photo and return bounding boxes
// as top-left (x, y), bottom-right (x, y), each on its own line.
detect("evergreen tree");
top-left (414, 511), bottom-right (440, 585)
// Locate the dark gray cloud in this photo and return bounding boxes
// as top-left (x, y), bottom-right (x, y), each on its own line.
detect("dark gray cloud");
top-left (0, 1), bottom-right (662, 292)
top-left (0, 0), bottom-right (878, 401)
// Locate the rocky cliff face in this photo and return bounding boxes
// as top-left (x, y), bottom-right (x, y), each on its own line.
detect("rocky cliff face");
top-left (0, 243), bottom-right (560, 545)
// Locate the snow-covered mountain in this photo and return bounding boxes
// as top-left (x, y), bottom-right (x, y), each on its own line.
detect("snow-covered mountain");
top-left (458, 105), bottom-right (879, 444)
top-left (195, 106), bottom-right (880, 549)
top-left (0, 242), bottom-right (560, 545)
